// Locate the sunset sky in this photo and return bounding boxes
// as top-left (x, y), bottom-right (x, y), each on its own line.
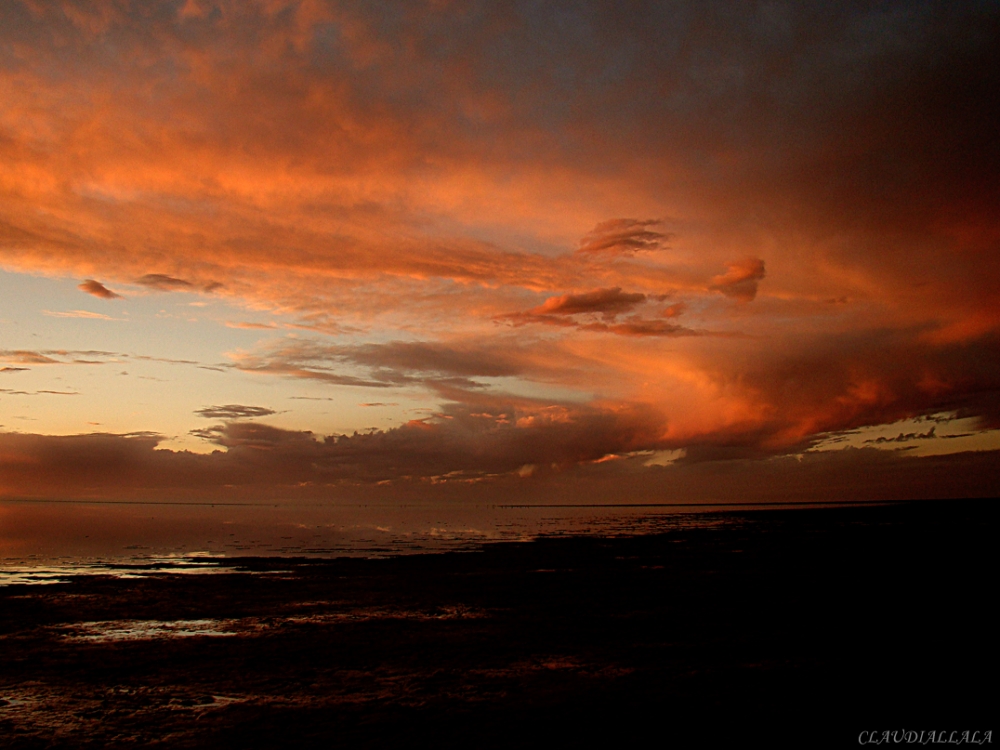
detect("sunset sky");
top-left (1, 0), bottom-right (998, 504)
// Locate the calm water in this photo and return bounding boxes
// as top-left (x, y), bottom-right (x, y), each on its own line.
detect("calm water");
top-left (0, 498), bottom-right (857, 585)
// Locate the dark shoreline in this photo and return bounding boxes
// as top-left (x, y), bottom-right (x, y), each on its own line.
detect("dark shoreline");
top-left (1, 500), bottom-right (994, 747)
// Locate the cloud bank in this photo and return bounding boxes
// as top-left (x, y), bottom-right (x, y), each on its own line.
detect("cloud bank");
top-left (0, 427), bottom-right (995, 504)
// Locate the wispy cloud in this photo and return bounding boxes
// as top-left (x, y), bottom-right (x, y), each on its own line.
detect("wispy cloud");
top-left (78, 279), bottom-right (122, 299)
top-left (225, 321), bottom-right (278, 330)
top-left (135, 274), bottom-right (194, 292)
top-left (0, 350), bottom-right (61, 365)
top-left (577, 220), bottom-right (672, 257)
top-left (228, 337), bottom-right (570, 394)
top-left (195, 404), bottom-right (277, 420)
top-left (1, 349), bottom-right (122, 367)
top-left (1, 388), bottom-right (79, 396)
top-left (43, 310), bottom-right (124, 321)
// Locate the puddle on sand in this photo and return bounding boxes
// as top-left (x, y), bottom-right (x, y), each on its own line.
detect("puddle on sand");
top-left (50, 605), bottom-right (491, 644)
top-left (61, 619), bottom-right (240, 642)
top-left (0, 558), bottom-right (225, 587)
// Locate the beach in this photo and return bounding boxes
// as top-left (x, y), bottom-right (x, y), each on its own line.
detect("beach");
top-left (0, 500), bottom-right (993, 747)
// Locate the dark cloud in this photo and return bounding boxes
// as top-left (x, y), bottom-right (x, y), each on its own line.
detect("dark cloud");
top-left (709, 258), bottom-right (766, 302)
top-left (558, 447), bottom-right (1000, 506)
top-left (233, 357), bottom-right (401, 389)
top-left (232, 339), bottom-right (542, 390)
top-left (1, 427), bottom-right (996, 504)
top-left (580, 319), bottom-right (698, 337)
top-left (346, 341), bottom-right (526, 379)
top-left (66, 399), bottom-right (670, 488)
top-left (0, 431), bottom-right (183, 497)
top-left (78, 279), bottom-right (121, 299)
top-left (190, 422), bottom-right (312, 449)
top-left (497, 301), bottom-right (699, 336)
top-left (1, 388), bottom-right (79, 396)
top-left (532, 288), bottom-right (647, 316)
top-left (577, 219), bottom-right (671, 256)
top-left (494, 288), bottom-right (700, 336)
top-left (135, 274), bottom-right (194, 292)
top-left (866, 427), bottom-right (936, 445)
top-left (494, 312), bottom-right (578, 330)
top-left (194, 405), bottom-right (277, 420)
top-left (130, 355), bottom-right (201, 365)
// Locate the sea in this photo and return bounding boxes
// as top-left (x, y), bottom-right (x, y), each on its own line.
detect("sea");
top-left (0, 497), bottom-right (879, 586)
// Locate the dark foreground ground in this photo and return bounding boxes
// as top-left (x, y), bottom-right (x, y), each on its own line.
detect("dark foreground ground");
top-left (0, 500), bottom-right (994, 748)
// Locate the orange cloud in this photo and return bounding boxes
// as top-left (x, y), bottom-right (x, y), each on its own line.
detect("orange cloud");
top-left (0, 0), bottom-right (997, 498)
top-left (78, 279), bottom-right (121, 299)
top-left (577, 219), bottom-right (671, 257)
top-left (709, 258), bottom-right (766, 302)
top-left (532, 288), bottom-right (646, 316)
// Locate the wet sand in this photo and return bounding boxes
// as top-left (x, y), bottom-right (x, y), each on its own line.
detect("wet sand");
top-left (0, 501), bottom-right (993, 747)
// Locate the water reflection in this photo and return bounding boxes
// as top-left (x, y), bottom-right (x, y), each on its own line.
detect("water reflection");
top-left (0, 498), bottom-right (850, 585)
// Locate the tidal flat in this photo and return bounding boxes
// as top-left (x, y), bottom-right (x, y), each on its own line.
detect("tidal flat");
top-left (0, 501), bottom-right (993, 748)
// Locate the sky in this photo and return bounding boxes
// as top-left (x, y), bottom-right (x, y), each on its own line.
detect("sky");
top-left (1, 0), bottom-right (999, 505)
